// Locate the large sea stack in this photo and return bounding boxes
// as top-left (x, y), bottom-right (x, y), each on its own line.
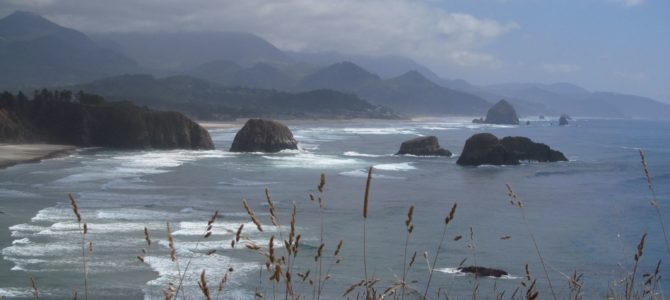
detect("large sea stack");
top-left (457, 133), bottom-right (567, 166)
top-left (396, 136), bottom-right (452, 156)
top-left (484, 100), bottom-right (519, 125)
top-left (229, 119), bottom-right (298, 153)
top-left (0, 90), bottom-right (214, 150)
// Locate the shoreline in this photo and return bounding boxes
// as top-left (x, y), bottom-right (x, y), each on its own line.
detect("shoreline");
top-left (0, 144), bottom-right (78, 170)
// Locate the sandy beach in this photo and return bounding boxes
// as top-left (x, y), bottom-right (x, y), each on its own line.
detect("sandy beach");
top-left (198, 120), bottom-right (245, 130)
top-left (0, 144), bottom-right (78, 170)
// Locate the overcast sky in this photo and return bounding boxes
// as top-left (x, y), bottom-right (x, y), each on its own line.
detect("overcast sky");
top-left (1, 0), bottom-right (668, 102)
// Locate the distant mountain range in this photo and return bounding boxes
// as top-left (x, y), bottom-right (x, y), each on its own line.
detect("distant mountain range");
top-left (1, 10), bottom-right (668, 119)
top-left (0, 11), bottom-right (139, 88)
top-left (69, 74), bottom-right (397, 120)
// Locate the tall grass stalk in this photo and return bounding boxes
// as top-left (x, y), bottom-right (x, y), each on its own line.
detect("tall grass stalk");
top-left (363, 166), bottom-right (372, 296)
top-left (423, 202), bottom-right (457, 299)
top-left (68, 193), bottom-right (89, 300)
top-left (639, 149), bottom-right (670, 255)
top-left (505, 184), bottom-right (557, 300)
top-left (401, 205), bottom-right (415, 300)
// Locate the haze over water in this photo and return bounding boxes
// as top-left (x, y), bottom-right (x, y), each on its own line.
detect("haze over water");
top-left (0, 117), bottom-right (668, 299)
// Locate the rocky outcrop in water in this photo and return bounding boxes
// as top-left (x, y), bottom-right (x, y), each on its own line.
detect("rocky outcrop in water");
top-left (559, 114), bottom-right (569, 126)
top-left (458, 266), bottom-right (508, 278)
top-left (229, 119), bottom-right (298, 153)
top-left (483, 100), bottom-right (519, 125)
top-left (456, 133), bottom-right (567, 166)
top-left (396, 136), bottom-right (452, 157)
top-left (0, 90), bottom-right (214, 150)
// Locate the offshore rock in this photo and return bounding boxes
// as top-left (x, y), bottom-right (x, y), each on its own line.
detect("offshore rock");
top-left (229, 119), bottom-right (298, 153)
top-left (484, 100), bottom-right (519, 125)
top-left (457, 133), bottom-right (567, 166)
top-left (396, 136), bottom-right (452, 156)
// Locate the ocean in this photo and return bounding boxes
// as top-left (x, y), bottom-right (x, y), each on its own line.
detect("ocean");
top-left (0, 117), bottom-right (668, 299)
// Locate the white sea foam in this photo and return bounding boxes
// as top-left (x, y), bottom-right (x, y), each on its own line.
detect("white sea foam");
top-left (143, 253), bottom-right (257, 294)
top-left (171, 221), bottom-right (283, 236)
top-left (342, 151), bottom-right (388, 158)
top-left (374, 162), bottom-right (416, 171)
top-left (262, 153), bottom-right (361, 169)
top-left (434, 267), bottom-right (467, 276)
top-left (0, 287), bottom-right (32, 298)
top-left (339, 169), bottom-right (405, 180)
top-left (95, 208), bottom-right (184, 221)
top-left (54, 150), bottom-right (232, 185)
top-left (30, 207), bottom-right (72, 222)
top-left (2, 242), bottom-right (79, 257)
top-left (12, 238), bottom-right (31, 245)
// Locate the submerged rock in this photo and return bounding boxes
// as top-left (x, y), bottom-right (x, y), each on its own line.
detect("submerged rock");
top-left (456, 133), bottom-right (567, 166)
top-left (484, 100), bottom-right (519, 125)
top-left (396, 136), bottom-right (452, 157)
top-left (458, 266), bottom-right (508, 278)
top-left (229, 119), bottom-right (298, 153)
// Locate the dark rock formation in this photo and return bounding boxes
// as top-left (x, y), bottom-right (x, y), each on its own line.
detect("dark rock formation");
top-left (230, 119), bottom-right (298, 153)
top-left (458, 266), bottom-right (508, 278)
top-left (0, 90), bottom-right (214, 150)
top-left (559, 114), bottom-right (569, 126)
top-left (396, 136), bottom-right (452, 157)
top-left (500, 136), bottom-right (568, 162)
top-left (472, 118), bottom-right (485, 124)
top-left (456, 133), bottom-right (567, 166)
top-left (484, 100), bottom-right (519, 125)
top-left (456, 133), bottom-right (518, 166)
top-left (539, 115), bottom-right (545, 120)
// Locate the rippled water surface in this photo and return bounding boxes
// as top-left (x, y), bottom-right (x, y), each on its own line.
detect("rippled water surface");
top-left (1, 117), bottom-right (668, 299)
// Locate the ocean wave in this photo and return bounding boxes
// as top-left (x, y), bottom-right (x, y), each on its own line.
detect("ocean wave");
top-left (374, 162), bottom-right (416, 171)
top-left (262, 153), bottom-right (361, 169)
top-left (339, 169), bottom-right (405, 180)
top-left (342, 151), bottom-right (389, 158)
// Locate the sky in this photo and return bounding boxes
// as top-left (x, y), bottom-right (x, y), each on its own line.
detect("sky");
top-left (0, 0), bottom-right (668, 102)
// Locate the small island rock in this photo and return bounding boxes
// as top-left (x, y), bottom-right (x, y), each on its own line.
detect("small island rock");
top-left (559, 114), bottom-right (569, 126)
top-left (457, 133), bottom-right (567, 166)
top-left (458, 266), bottom-right (508, 278)
top-left (456, 133), bottom-right (517, 166)
top-left (396, 136), bottom-right (452, 157)
top-left (230, 119), bottom-right (298, 153)
top-left (484, 100), bottom-right (519, 125)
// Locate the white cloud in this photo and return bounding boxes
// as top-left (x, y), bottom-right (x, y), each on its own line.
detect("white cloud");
top-left (0, 0), bottom-right (518, 69)
top-left (541, 63), bottom-right (581, 73)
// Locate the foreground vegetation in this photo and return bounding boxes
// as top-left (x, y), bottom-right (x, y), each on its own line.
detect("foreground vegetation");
top-left (23, 149), bottom-right (667, 299)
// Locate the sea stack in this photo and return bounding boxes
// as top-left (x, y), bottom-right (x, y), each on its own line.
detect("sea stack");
top-left (456, 133), bottom-right (567, 166)
top-left (229, 119), bottom-right (298, 153)
top-left (484, 100), bottom-right (519, 125)
top-left (396, 136), bottom-right (452, 157)
top-left (559, 114), bottom-right (569, 126)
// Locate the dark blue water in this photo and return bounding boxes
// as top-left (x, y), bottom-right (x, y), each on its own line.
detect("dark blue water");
top-left (0, 117), bottom-right (668, 299)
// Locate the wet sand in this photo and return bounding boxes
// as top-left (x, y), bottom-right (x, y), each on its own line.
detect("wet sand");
top-left (0, 144), bottom-right (78, 169)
